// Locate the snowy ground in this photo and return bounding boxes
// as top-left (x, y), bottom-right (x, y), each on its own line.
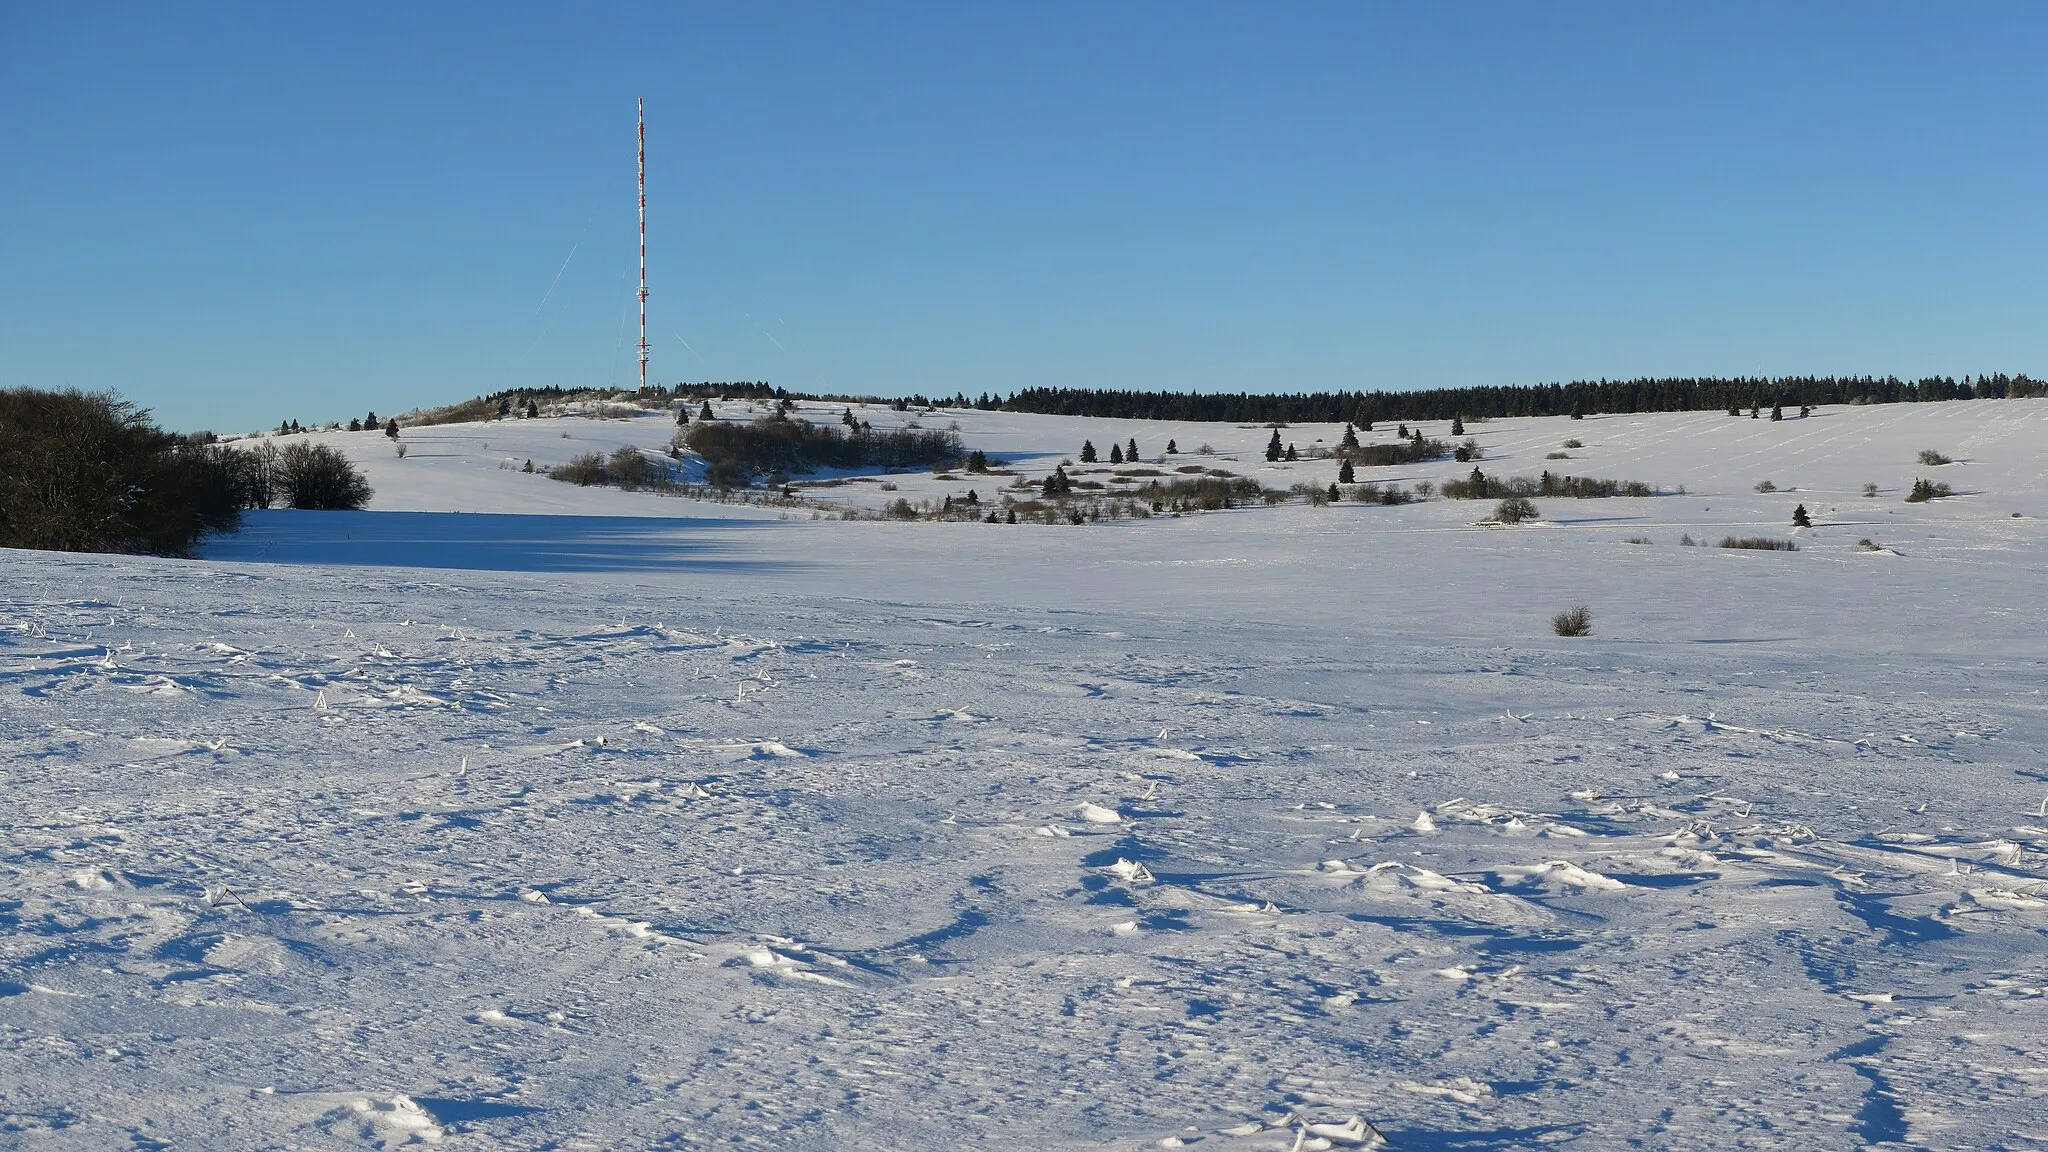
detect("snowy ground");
top-left (4, 400), bottom-right (2048, 1149)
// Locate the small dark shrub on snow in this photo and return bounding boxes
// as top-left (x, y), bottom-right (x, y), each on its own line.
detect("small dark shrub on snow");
top-left (1551, 606), bottom-right (1593, 636)
top-left (1720, 536), bottom-right (1798, 551)
top-left (1905, 478), bottom-right (1953, 503)
top-left (1492, 496), bottom-right (1539, 523)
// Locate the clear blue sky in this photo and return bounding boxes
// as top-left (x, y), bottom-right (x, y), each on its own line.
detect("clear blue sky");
top-left (3, 3), bottom-right (2044, 433)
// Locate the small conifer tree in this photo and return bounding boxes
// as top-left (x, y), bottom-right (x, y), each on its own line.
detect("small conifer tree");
top-left (1126, 437), bottom-right (1138, 461)
top-left (1165, 439), bottom-right (1177, 454)
top-left (1771, 404), bottom-right (1784, 421)
top-left (525, 399), bottom-right (539, 419)
top-left (1791, 503), bottom-right (1811, 527)
top-left (1108, 443), bottom-right (1123, 464)
top-left (1006, 508), bottom-right (1017, 524)
top-left (1341, 424), bottom-right (1359, 450)
top-left (1450, 416), bottom-right (1464, 436)
top-left (1338, 459), bottom-right (1355, 484)
top-left (1080, 440), bottom-right (1097, 463)
top-left (699, 401), bottom-right (714, 421)
top-left (1284, 443), bottom-right (1298, 461)
top-left (384, 418), bottom-right (399, 439)
top-left (1327, 482), bottom-right (1340, 502)
top-left (347, 418), bottom-right (362, 432)
top-left (676, 408), bottom-right (688, 426)
top-left (1265, 429), bottom-right (1283, 462)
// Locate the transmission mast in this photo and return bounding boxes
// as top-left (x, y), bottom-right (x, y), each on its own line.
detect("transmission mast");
top-left (637, 97), bottom-right (650, 393)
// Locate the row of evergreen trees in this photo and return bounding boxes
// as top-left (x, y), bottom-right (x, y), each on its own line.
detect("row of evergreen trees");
top-left (1002, 374), bottom-right (2046, 424)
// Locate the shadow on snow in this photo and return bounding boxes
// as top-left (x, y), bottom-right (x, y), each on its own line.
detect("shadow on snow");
top-left (201, 510), bottom-right (800, 575)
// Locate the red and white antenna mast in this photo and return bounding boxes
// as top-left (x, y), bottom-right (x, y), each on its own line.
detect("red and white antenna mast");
top-left (636, 97), bottom-right (650, 393)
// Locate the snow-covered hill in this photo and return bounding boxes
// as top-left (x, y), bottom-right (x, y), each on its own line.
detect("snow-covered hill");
top-left (4, 399), bottom-right (2047, 1149)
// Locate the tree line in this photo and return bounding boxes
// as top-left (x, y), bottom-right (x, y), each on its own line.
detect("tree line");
top-left (1, 388), bottom-right (371, 557)
top-left (1000, 374), bottom-right (2047, 424)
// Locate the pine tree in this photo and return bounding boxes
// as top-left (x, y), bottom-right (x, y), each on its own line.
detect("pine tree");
top-left (525, 399), bottom-right (539, 419)
top-left (1450, 416), bottom-right (1464, 436)
top-left (1771, 404), bottom-right (1784, 421)
top-left (1397, 424), bottom-right (1409, 438)
top-left (365, 411), bottom-right (378, 429)
top-left (1080, 440), bottom-right (1097, 463)
top-left (966, 450), bottom-right (988, 472)
top-left (1108, 443), bottom-right (1123, 464)
top-left (1126, 437), bottom-right (1138, 461)
top-left (1791, 503), bottom-right (1811, 527)
top-left (1006, 508), bottom-right (1017, 524)
top-left (1327, 482), bottom-right (1340, 502)
top-left (1265, 429), bottom-right (1283, 462)
top-left (1341, 424), bottom-right (1359, 450)
top-left (677, 408), bottom-right (688, 426)
top-left (699, 401), bottom-right (714, 421)
top-left (347, 418), bottom-right (362, 432)
top-left (1165, 439), bottom-right (1177, 454)
top-left (1338, 459), bottom-right (1355, 484)
top-left (384, 418), bottom-right (399, 439)
top-left (1285, 443), bottom-right (1298, 461)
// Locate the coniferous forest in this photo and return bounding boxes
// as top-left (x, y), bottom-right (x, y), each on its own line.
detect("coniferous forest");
top-left (999, 374), bottom-right (2047, 425)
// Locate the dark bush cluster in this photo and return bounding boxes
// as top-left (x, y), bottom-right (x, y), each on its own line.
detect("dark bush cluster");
top-left (1134, 475), bottom-right (1264, 511)
top-left (1905, 477), bottom-right (1954, 503)
top-left (1720, 536), bottom-right (1799, 551)
top-left (0, 387), bottom-right (370, 556)
top-left (1440, 468), bottom-right (1656, 500)
top-left (684, 414), bottom-right (964, 489)
top-left (1340, 437), bottom-right (1451, 467)
top-left (549, 448), bottom-right (669, 491)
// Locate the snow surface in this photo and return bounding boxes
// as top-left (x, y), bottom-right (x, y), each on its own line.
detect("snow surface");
top-left (5, 399), bottom-right (2048, 1149)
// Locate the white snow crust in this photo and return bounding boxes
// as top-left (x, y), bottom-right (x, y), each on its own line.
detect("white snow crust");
top-left (4, 398), bottom-right (2048, 1148)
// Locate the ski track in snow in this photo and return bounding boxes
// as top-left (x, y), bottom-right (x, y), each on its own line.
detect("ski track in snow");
top-left (4, 401), bottom-right (2048, 1149)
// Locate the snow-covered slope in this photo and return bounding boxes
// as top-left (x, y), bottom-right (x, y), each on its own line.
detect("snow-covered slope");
top-left (4, 399), bottom-right (2047, 1149)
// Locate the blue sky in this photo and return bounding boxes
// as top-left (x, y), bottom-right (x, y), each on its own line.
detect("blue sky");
top-left (3, 3), bottom-right (2044, 432)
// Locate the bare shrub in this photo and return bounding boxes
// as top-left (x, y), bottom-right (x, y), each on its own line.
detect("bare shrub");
top-left (1551, 606), bottom-right (1592, 637)
top-left (1753, 479), bottom-right (1777, 493)
top-left (551, 452), bottom-right (608, 486)
top-left (1917, 449), bottom-right (1952, 466)
top-left (1720, 536), bottom-right (1798, 551)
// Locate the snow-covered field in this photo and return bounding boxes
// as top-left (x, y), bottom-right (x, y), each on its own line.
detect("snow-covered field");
top-left (5, 399), bottom-right (2047, 1149)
